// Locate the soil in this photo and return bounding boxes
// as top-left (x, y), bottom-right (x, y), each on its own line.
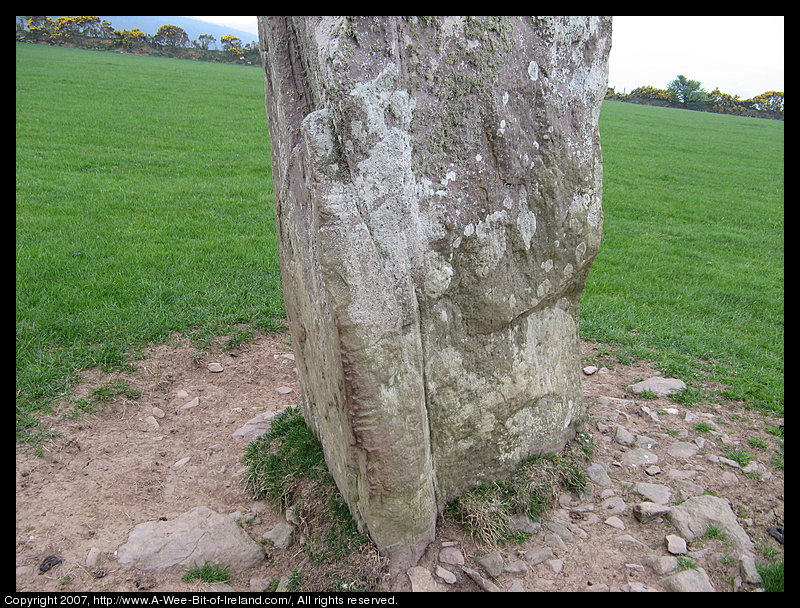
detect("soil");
top-left (15, 332), bottom-right (784, 593)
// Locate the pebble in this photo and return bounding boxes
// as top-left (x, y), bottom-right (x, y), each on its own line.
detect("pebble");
top-left (461, 567), bottom-right (501, 592)
top-left (599, 496), bottom-right (627, 515)
top-left (407, 567), bottom-right (445, 592)
top-left (476, 551), bottom-right (504, 578)
top-left (85, 547), bottom-right (103, 568)
top-left (438, 546), bottom-right (465, 566)
top-left (435, 565), bottom-right (457, 584)
top-left (523, 546), bottom-right (553, 566)
top-left (173, 456), bottom-right (192, 468)
top-left (586, 462), bottom-right (613, 487)
top-left (621, 448), bottom-right (658, 467)
top-left (207, 362), bottom-right (224, 373)
top-left (665, 534), bottom-right (687, 555)
top-left (180, 397), bottom-right (200, 411)
top-left (667, 441), bottom-right (699, 459)
top-left (633, 502), bottom-right (671, 523)
top-left (39, 555), bottom-right (63, 573)
top-left (633, 482), bottom-right (672, 505)
top-left (263, 522), bottom-right (295, 550)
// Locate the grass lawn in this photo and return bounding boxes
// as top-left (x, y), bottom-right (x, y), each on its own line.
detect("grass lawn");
top-left (584, 101), bottom-right (783, 414)
top-left (16, 44), bottom-right (783, 445)
top-left (16, 43), bottom-right (284, 442)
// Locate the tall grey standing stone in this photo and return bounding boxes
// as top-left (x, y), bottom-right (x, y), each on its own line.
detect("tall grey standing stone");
top-left (258, 16), bottom-right (611, 567)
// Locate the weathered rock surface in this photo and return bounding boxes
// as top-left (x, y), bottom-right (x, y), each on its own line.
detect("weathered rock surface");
top-left (231, 410), bottom-right (281, 444)
top-left (661, 567), bottom-right (716, 592)
top-left (117, 506), bottom-right (264, 571)
top-left (262, 522), bottom-right (295, 550)
top-left (407, 566), bottom-right (446, 592)
top-left (629, 377), bottom-right (687, 397)
top-left (666, 495), bottom-right (755, 555)
top-left (258, 16), bottom-right (611, 564)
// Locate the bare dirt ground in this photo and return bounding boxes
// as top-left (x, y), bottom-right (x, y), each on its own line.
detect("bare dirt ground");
top-left (15, 332), bottom-right (784, 593)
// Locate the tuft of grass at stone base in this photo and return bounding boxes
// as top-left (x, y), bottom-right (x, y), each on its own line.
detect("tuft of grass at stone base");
top-left (444, 442), bottom-right (590, 547)
top-left (242, 407), bottom-right (385, 591)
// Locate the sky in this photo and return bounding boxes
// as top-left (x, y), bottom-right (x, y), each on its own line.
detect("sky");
top-left (191, 16), bottom-right (784, 99)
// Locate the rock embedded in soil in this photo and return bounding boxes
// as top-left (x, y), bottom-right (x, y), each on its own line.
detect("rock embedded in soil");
top-left (661, 567), bottom-right (716, 592)
top-left (407, 566), bottom-right (445, 592)
top-left (632, 482), bottom-right (672, 505)
top-left (586, 462), bottom-right (613, 487)
top-left (667, 441), bottom-right (700, 459)
top-left (117, 506), bottom-right (264, 571)
top-left (620, 448), bottom-right (658, 468)
top-left (633, 502), bottom-right (671, 523)
top-left (523, 546), bottom-right (554, 566)
top-left (263, 522), bottom-right (295, 550)
top-left (438, 546), bottom-right (465, 566)
top-left (476, 551), bottom-right (504, 578)
top-left (508, 514), bottom-right (540, 534)
top-left (461, 566), bottom-right (501, 592)
top-left (666, 495), bottom-right (755, 555)
top-left (628, 377), bottom-right (687, 397)
top-left (435, 565), bottom-right (457, 584)
top-left (230, 410), bottom-right (282, 444)
top-left (665, 534), bottom-right (687, 555)
top-left (180, 397), bottom-right (199, 411)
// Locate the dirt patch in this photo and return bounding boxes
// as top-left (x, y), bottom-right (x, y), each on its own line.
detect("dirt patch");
top-left (15, 334), bottom-right (783, 592)
top-left (15, 332), bottom-right (302, 592)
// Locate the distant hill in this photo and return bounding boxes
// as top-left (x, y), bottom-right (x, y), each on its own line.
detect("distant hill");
top-left (35, 16), bottom-right (259, 47)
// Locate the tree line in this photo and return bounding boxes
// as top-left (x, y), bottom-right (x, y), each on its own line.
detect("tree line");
top-left (607, 75), bottom-right (783, 120)
top-left (16, 18), bottom-right (784, 120)
top-left (16, 16), bottom-right (260, 64)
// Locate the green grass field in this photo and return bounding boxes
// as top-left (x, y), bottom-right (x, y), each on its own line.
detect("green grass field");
top-left (587, 101), bottom-right (783, 413)
top-left (16, 44), bottom-right (284, 441)
top-left (16, 43), bottom-right (784, 444)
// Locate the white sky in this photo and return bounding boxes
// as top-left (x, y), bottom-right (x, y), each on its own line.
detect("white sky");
top-left (608, 16), bottom-right (783, 99)
top-left (192, 16), bottom-right (784, 99)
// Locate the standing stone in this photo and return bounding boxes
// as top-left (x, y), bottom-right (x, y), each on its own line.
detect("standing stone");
top-left (258, 16), bottom-right (611, 567)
